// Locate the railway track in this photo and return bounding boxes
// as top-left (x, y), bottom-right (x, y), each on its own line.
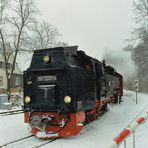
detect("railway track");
top-left (31, 138), bottom-right (58, 148)
top-left (0, 109), bottom-right (24, 116)
top-left (0, 135), bottom-right (58, 148)
top-left (0, 135), bottom-right (33, 148)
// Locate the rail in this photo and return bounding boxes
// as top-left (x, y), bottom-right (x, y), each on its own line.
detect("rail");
top-left (0, 135), bottom-right (34, 147)
top-left (0, 135), bottom-right (58, 148)
top-left (0, 109), bottom-right (23, 116)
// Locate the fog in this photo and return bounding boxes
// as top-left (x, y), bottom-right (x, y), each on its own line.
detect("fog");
top-left (20, 0), bottom-right (136, 74)
top-left (36, 0), bottom-right (135, 59)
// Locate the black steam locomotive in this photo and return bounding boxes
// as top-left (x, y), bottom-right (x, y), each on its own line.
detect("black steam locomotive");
top-left (23, 46), bottom-right (123, 138)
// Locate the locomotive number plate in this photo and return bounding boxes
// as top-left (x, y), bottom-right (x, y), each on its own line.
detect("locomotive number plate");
top-left (38, 75), bottom-right (57, 81)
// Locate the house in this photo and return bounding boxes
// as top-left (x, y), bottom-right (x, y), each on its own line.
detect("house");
top-left (0, 50), bottom-right (23, 94)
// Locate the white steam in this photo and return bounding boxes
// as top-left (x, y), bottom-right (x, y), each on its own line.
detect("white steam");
top-left (102, 48), bottom-right (137, 81)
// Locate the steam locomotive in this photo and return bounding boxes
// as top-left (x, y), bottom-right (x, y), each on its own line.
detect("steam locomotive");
top-left (23, 46), bottom-right (123, 139)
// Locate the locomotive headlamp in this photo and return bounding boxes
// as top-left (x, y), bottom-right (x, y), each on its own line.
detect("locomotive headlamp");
top-left (64, 96), bottom-right (72, 104)
top-left (43, 55), bottom-right (50, 63)
top-left (25, 96), bottom-right (31, 104)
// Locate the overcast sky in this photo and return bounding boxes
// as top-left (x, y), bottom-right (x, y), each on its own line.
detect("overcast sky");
top-left (36, 0), bottom-right (135, 59)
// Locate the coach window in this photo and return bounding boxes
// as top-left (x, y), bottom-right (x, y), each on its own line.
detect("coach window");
top-left (108, 81), bottom-right (111, 87)
top-left (0, 76), bottom-right (3, 86)
top-left (15, 77), bottom-right (21, 86)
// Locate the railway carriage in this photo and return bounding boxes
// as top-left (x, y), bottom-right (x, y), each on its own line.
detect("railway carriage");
top-left (23, 46), bottom-right (123, 138)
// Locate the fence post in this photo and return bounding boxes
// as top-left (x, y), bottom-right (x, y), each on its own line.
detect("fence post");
top-left (133, 131), bottom-right (135, 148)
top-left (124, 140), bottom-right (126, 148)
top-left (136, 90), bottom-right (138, 104)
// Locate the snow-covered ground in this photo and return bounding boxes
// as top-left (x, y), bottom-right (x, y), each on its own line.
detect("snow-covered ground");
top-left (0, 90), bottom-right (148, 148)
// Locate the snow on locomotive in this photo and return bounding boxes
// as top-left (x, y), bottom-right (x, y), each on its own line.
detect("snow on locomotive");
top-left (23, 46), bottom-right (123, 139)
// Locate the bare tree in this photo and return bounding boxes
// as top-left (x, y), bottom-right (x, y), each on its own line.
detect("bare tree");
top-left (35, 21), bottom-right (60, 49)
top-left (128, 0), bottom-right (148, 42)
top-left (0, 0), bottom-right (68, 99)
top-left (23, 21), bottom-right (60, 50)
top-left (128, 0), bottom-right (148, 92)
top-left (0, 0), bottom-right (38, 100)
top-left (0, 0), bottom-right (9, 23)
top-left (0, 0), bottom-right (11, 97)
top-left (0, 0), bottom-right (9, 53)
top-left (133, 0), bottom-right (148, 24)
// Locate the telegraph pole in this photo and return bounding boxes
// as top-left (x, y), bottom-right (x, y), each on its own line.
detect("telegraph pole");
top-left (135, 80), bottom-right (138, 104)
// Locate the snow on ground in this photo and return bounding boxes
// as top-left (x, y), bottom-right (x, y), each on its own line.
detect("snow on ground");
top-left (0, 114), bottom-right (29, 143)
top-left (0, 107), bottom-right (22, 113)
top-left (0, 90), bottom-right (148, 148)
